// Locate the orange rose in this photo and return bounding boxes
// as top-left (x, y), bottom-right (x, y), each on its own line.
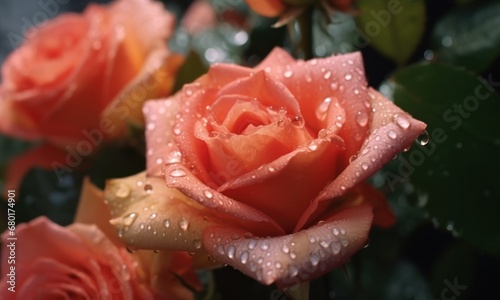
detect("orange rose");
top-left (0, 0), bottom-right (183, 188)
top-left (0, 217), bottom-right (154, 300)
top-left (104, 48), bottom-right (426, 287)
top-left (246, 0), bottom-right (352, 17)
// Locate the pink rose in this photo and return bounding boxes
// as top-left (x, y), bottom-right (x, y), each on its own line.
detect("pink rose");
top-left (105, 48), bottom-right (426, 287)
top-left (0, 0), bottom-right (183, 189)
top-left (0, 217), bottom-right (154, 299)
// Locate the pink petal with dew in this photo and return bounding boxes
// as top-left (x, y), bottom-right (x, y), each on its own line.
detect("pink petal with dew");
top-left (203, 204), bottom-right (373, 288)
top-left (296, 88), bottom-right (426, 231)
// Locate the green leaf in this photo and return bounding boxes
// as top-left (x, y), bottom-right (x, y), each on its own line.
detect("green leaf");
top-left (356, 0), bottom-right (426, 65)
top-left (389, 63), bottom-right (500, 254)
top-left (172, 50), bottom-right (208, 93)
top-left (432, 1), bottom-right (500, 73)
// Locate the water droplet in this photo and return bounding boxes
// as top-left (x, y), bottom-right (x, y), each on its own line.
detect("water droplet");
top-left (173, 126), bottom-right (181, 135)
top-left (240, 251), bottom-right (249, 264)
top-left (307, 142), bottom-right (318, 151)
top-left (316, 97), bottom-right (332, 121)
top-left (217, 245), bottom-right (225, 255)
top-left (340, 228), bottom-right (346, 235)
top-left (248, 240), bottom-right (257, 250)
top-left (268, 167), bottom-right (276, 172)
top-left (291, 115), bottom-right (304, 127)
top-left (179, 219), bottom-right (189, 231)
top-left (170, 169), bottom-right (187, 178)
top-left (122, 213), bottom-right (138, 227)
top-left (323, 71), bottom-right (332, 80)
top-left (227, 245), bottom-right (236, 259)
top-left (204, 190), bottom-right (213, 199)
top-left (320, 240), bottom-right (329, 248)
top-left (330, 82), bottom-right (338, 90)
top-left (149, 213), bottom-right (157, 220)
top-left (344, 73), bottom-right (352, 81)
top-left (163, 219), bottom-right (171, 228)
top-left (275, 262), bottom-right (282, 269)
top-left (356, 112), bottom-right (368, 127)
top-left (193, 239), bottom-right (202, 249)
top-left (331, 242), bottom-right (341, 254)
top-left (289, 265), bottom-right (299, 277)
top-left (417, 130), bottom-right (430, 146)
top-left (139, 223), bottom-right (145, 230)
top-left (126, 247), bottom-right (136, 254)
top-left (388, 130), bottom-right (398, 140)
top-left (281, 245), bottom-right (290, 254)
top-left (332, 228), bottom-right (339, 236)
top-left (363, 239), bottom-right (370, 248)
top-left (341, 239), bottom-right (349, 247)
top-left (393, 114), bottom-right (411, 129)
top-left (348, 155), bottom-right (357, 164)
top-left (283, 70), bottom-right (293, 78)
top-left (309, 236), bottom-right (316, 243)
top-left (144, 184), bottom-right (153, 194)
top-left (289, 252), bottom-right (297, 259)
top-left (260, 242), bottom-right (269, 251)
top-left (309, 253), bottom-right (320, 267)
top-left (114, 184), bottom-right (130, 198)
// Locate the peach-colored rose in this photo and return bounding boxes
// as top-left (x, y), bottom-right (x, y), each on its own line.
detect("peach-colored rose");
top-left (104, 48), bottom-right (426, 288)
top-left (0, 0), bottom-right (183, 189)
top-left (0, 217), bottom-right (154, 300)
top-left (246, 0), bottom-right (352, 17)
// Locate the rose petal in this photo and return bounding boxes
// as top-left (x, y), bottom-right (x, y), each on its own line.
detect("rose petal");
top-left (162, 164), bottom-right (285, 236)
top-left (217, 133), bottom-right (344, 233)
top-left (256, 48), bottom-right (370, 163)
top-left (103, 49), bottom-right (184, 142)
top-left (4, 144), bottom-right (67, 191)
top-left (296, 88), bottom-right (426, 230)
top-left (105, 171), bottom-right (226, 252)
top-left (245, 0), bottom-right (287, 17)
top-left (203, 204), bottom-right (372, 287)
top-left (75, 177), bottom-right (124, 246)
top-left (143, 96), bottom-right (182, 176)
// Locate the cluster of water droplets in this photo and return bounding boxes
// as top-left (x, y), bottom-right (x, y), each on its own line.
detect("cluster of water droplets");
top-left (209, 222), bottom-right (352, 283)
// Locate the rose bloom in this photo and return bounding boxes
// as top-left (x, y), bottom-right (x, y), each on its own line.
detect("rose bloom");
top-left (104, 48), bottom-right (426, 287)
top-left (246, 0), bottom-right (352, 17)
top-left (0, 0), bottom-right (182, 188)
top-left (0, 217), bottom-right (153, 299)
top-left (0, 216), bottom-right (199, 300)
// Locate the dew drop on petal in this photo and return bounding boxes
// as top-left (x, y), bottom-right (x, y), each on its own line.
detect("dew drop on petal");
top-left (204, 190), bottom-right (213, 199)
top-left (260, 242), bottom-right (270, 251)
top-left (193, 239), bottom-right (202, 249)
top-left (332, 228), bottom-right (339, 236)
top-left (179, 218), bottom-right (189, 231)
top-left (309, 253), bottom-right (320, 267)
top-left (149, 213), bottom-right (157, 220)
top-left (114, 184), bottom-right (130, 198)
top-left (240, 251), bottom-right (249, 264)
top-left (388, 130), bottom-right (398, 140)
top-left (289, 265), bottom-right (299, 277)
top-left (163, 219), bottom-right (171, 228)
top-left (248, 240), bottom-right (257, 250)
top-left (281, 245), bottom-right (290, 254)
top-left (356, 112), bottom-right (369, 127)
top-left (283, 70), bottom-right (293, 78)
top-left (344, 73), bottom-right (352, 81)
top-left (226, 246), bottom-right (236, 259)
top-left (393, 114), bottom-right (411, 129)
top-left (316, 97), bottom-right (332, 121)
top-left (323, 71), bottom-right (332, 80)
top-left (170, 169), bottom-right (187, 178)
top-left (122, 213), bottom-right (138, 227)
top-left (331, 242), bottom-right (341, 254)
top-left (417, 130), bottom-right (430, 146)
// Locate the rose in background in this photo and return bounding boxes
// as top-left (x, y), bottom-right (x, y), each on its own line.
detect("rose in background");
top-left (246, 0), bottom-right (353, 17)
top-left (0, 0), bottom-right (183, 189)
top-left (104, 48), bottom-right (426, 287)
top-left (0, 179), bottom-right (201, 300)
top-left (0, 217), bottom-right (155, 300)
